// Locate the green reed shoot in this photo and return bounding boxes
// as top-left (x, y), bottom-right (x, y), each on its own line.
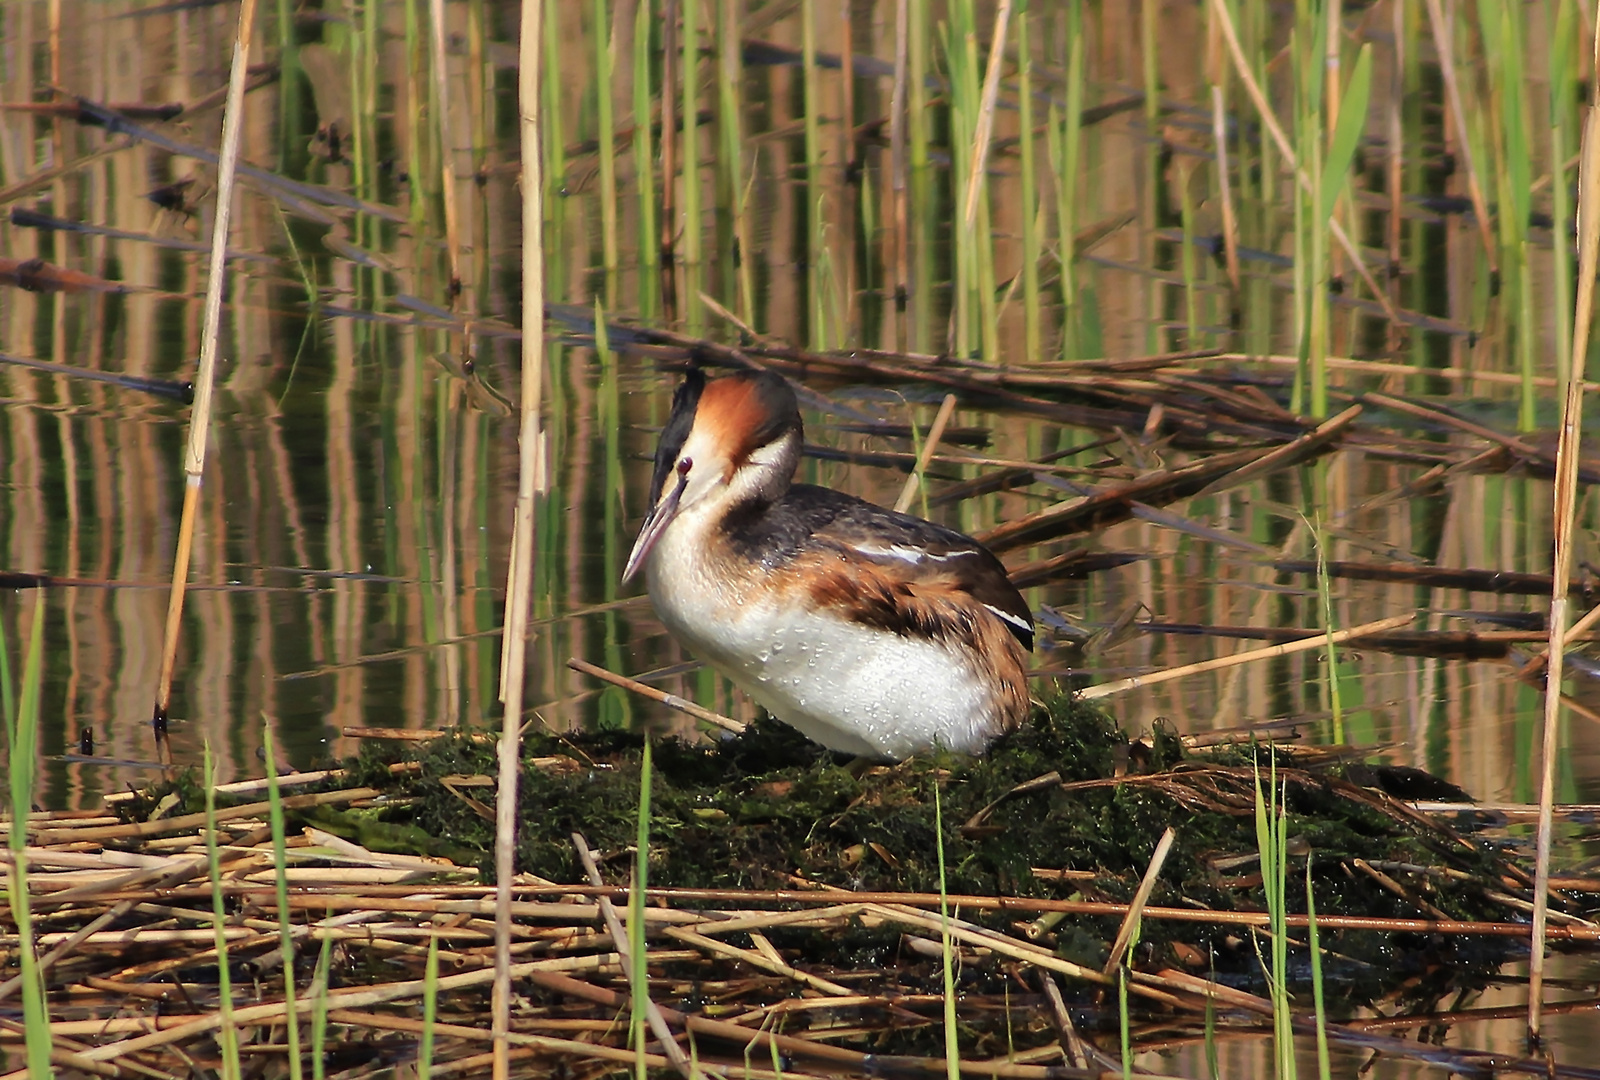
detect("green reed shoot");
top-left (933, 775), bottom-right (959, 1080)
top-left (681, 0), bottom-right (702, 332)
top-left (1141, 0), bottom-right (1161, 355)
top-left (1119, 960), bottom-right (1133, 1079)
top-left (908, 0), bottom-right (931, 352)
top-left (803, 0), bottom-right (824, 348)
top-left (1017, 6), bottom-right (1040, 362)
top-left (311, 916), bottom-right (333, 1080)
top-left (630, 737), bottom-right (653, 1080)
top-left (1550, 0), bottom-right (1578, 385)
top-left (943, 0), bottom-right (981, 358)
top-left (275, 0), bottom-right (302, 173)
top-left (3, 592), bottom-right (51, 1080)
top-left (597, 303), bottom-right (631, 728)
top-left (1204, 959), bottom-right (1219, 1080)
top-left (205, 743), bottom-right (243, 1080)
top-left (716, 0), bottom-right (755, 325)
top-left (632, 0), bottom-right (659, 318)
top-left (1306, 858), bottom-right (1331, 1080)
top-left (1487, 2), bottom-right (1536, 432)
top-left (420, 931), bottom-right (440, 1079)
top-left (1253, 749), bottom-right (1295, 1080)
top-left (404, 0), bottom-right (428, 226)
top-left (1178, 161), bottom-right (1200, 345)
top-left (543, 0), bottom-right (568, 283)
top-left (858, 165), bottom-right (879, 342)
top-left (466, 0), bottom-right (488, 174)
top-left (1312, 513), bottom-right (1344, 743)
top-left (1055, 1), bottom-right (1084, 356)
top-left (262, 723), bottom-right (303, 1080)
top-left (594, 0), bottom-right (619, 287)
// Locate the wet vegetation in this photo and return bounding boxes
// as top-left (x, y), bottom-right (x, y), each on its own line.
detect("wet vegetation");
top-left (5, 0), bottom-right (1600, 1073)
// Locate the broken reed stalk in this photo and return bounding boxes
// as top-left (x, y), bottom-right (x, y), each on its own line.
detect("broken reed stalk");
top-left (1102, 826), bottom-right (1175, 976)
top-left (1077, 612), bottom-right (1415, 700)
top-left (960, 0), bottom-right (1012, 236)
top-left (428, 0), bottom-right (463, 295)
top-left (1529, 80), bottom-right (1600, 1045)
top-left (151, 0), bottom-right (258, 763)
top-left (893, 393), bottom-right (958, 514)
top-left (498, 0), bottom-right (548, 1072)
top-left (565, 657), bottom-right (744, 733)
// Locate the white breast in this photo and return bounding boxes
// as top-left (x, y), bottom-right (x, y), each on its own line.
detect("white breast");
top-left (644, 519), bottom-right (1003, 760)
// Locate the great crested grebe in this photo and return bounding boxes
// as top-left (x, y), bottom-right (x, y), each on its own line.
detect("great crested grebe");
top-left (623, 368), bottom-right (1034, 761)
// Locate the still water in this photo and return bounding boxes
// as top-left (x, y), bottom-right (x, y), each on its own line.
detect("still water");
top-left (0, 0), bottom-right (1598, 1067)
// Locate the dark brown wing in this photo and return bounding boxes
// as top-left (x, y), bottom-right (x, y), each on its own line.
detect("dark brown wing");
top-left (725, 484), bottom-right (1034, 650)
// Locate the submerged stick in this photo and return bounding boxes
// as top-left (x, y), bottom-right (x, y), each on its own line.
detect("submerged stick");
top-left (566, 658), bottom-right (744, 734)
top-left (1530, 78), bottom-right (1600, 1046)
top-left (150, 0), bottom-right (259, 764)
top-left (1078, 613), bottom-right (1416, 700)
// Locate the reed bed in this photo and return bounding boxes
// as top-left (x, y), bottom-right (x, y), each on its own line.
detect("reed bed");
top-left (5, 0), bottom-right (1600, 1071)
top-left (0, 710), bottom-right (1595, 1079)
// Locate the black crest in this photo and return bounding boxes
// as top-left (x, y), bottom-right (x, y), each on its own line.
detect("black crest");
top-left (649, 368), bottom-right (706, 504)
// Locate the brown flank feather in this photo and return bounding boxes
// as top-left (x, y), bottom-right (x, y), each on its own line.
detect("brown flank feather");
top-left (788, 555), bottom-right (1031, 735)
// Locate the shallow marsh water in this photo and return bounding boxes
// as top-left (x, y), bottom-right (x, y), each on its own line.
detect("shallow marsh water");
top-left (1, 0), bottom-right (1599, 1070)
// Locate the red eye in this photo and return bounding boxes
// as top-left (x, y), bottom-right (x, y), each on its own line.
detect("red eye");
top-left (678, 457), bottom-right (692, 476)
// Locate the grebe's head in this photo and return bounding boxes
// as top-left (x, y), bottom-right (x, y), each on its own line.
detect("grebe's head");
top-left (622, 368), bottom-right (802, 583)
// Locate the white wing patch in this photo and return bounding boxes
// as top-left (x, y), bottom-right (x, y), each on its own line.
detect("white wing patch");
top-left (983, 603), bottom-right (1033, 636)
top-left (848, 540), bottom-right (979, 565)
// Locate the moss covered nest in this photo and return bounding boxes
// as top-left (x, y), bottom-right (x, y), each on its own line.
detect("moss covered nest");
top-left (121, 695), bottom-right (1567, 1007)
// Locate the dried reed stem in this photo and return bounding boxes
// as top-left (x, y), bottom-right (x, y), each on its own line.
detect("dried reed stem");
top-left (151, 0), bottom-right (259, 762)
top-left (1529, 81), bottom-right (1600, 1046)
top-left (1078, 613), bottom-right (1415, 700)
top-left (566, 657), bottom-right (744, 733)
top-left (571, 835), bottom-right (692, 1076)
top-left (960, 0), bottom-right (1013, 234)
top-left (498, 0), bottom-right (549, 1071)
top-left (893, 393), bottom-right (958, 513)
top-left (1102, 826), bottom-right (1175, 975)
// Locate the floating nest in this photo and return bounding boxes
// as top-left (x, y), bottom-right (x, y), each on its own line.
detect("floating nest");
top-left (20, 696), bottom-right (1594, 1077)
